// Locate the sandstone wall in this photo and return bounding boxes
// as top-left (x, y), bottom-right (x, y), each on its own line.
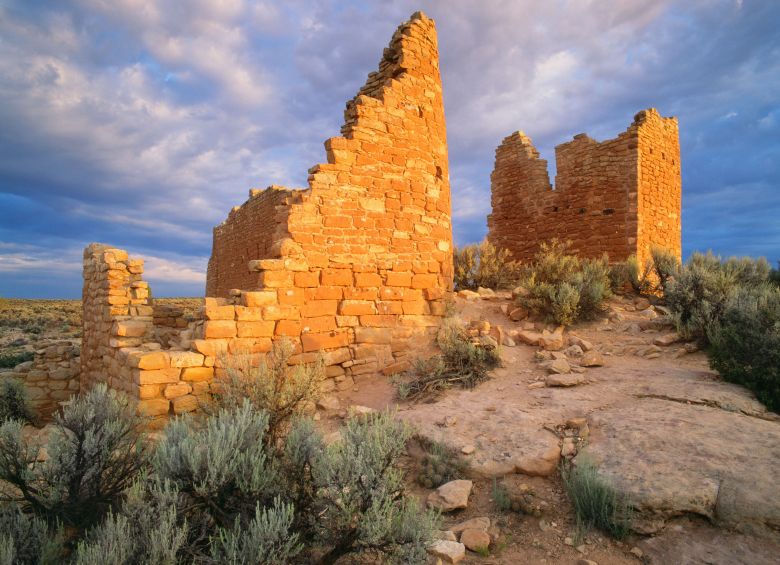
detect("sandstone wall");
top-left (487, 109), bottom-right (681, 266)
top-left (204, 12), bottom-right (452, 378)
top-left (5, 340), bottom-right (80, 418)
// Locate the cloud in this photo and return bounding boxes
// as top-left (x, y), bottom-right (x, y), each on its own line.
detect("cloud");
top-left (0, 0), bottom-right (779, 297)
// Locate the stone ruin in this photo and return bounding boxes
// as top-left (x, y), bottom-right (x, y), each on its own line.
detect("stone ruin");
top-left (487, 109), bottom-right (682, 267)
top-left (73, 12), bottom-right (452, 426)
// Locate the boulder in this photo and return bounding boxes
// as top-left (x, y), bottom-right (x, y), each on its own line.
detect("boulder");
top-left (634, 296), bottom-right (651, 310)
top-left (654, 333), bottom-right (682, 347)
top-left (508, 306), bottom-right (529, 321)
top-left (569, 334), bottom-right (594, 351)
top-left (539, 327), bottom-right (565, 351)
top-left (513, 438), bottom-right (561, 476)
top-left (451, 517), bottom-right (490, 535)
top-left (457, 290), bottom-right (480, 301)
top-left (477, 287), bottom-right (496, 298)
top-left (564, 344), bottom-right (584, 358)
top-left (427, 480), bottom-right (473, 512)
top-left (515, 330), bottom-right (542, 346)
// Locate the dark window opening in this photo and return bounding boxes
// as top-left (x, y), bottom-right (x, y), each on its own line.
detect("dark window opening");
top-left (579, 208), bottom-right (586, 214)
top-left (602, 208), bottom-right (614, 215)
top-left (552, 206), bottom-right (559, 212)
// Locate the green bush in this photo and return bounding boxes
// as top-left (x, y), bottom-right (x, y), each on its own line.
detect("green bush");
top-left (0, 351), bottom-right (33, 369)
top-left (399, 319), bottom-right (500, 400)
top-left (0, 378), bottom-right (34, 424)
top-left (0, 384), bottom-right (148, 528)
top-left (519, 240), bottom-right (612, 325)
top-left (215, 339), bottom-right (322, 447)
top-left (708, 285), bottom-right (780, 411)
top-left (562, 459), bottom-right (631, 539)
top-left (650, 246), bottom-right (680, 292)
top-left (454, 240), bottom-right (521, 290)
top-left (0, 505), bottom-right (62, 565)
top-left (625, 254), bottom-right (654, 294)
top-left (665, 252), bottom-right (772, 344)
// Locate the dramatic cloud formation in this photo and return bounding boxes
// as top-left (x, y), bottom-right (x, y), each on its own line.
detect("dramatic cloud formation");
top-left (1, 0), bottom-right (778, 297)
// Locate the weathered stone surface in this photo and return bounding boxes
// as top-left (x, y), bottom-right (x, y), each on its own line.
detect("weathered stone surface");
top-left (427, 540), bottom-right (465, 564)
top-left (451, 517), bottom-right (490, 535)
top-left (427, 480), bottom-right (473, 512)
top-left (547, 358), bottom-right (571, 374)
top-left (513, 436), bottom-right (561, 476)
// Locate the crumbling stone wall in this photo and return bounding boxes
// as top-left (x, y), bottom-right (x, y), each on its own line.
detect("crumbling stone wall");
top-left (204, 11), bottom-right (452, 378)
top-left (78, 12), bottom-right (452, 425)
top-left (488, 109), bottom-right (681, 267)
top-left (6, 340), bottom-right (80, 418)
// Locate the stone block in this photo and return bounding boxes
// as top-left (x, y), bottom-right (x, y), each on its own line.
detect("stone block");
top-left (164, 383), bottom-right (192, 399)
top-left (243, 291), bottom-right (277, 307)
top-left (181, 367), bottom-right (214, 382)
top-left (168, 351), bottom-right (205, 368)
top-left (237, 321), bottom-right (276, 338)
top-left (301, 331), bottom-right (350, 352)
top-left (137, 398), bottom-right (170, 417)
top-left (135, 368), bottom-right (181, 385)
top-left (204, 321), bottom-right (237, 339)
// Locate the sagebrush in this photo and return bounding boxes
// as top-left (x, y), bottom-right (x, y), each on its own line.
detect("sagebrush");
top-left (454, 239), bottom-right (521, 290)
top-left (0, 378), bottom-right (35, 424)
top-left (518, 239), bottom-right (611, 325)
top-left (399, 318), bottom-right (500, 400)
top-left (562, 459), bottom-right (631, 539)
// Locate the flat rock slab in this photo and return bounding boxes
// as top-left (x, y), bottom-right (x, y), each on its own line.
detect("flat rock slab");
top-left (583, 398), bottom-right (780, 534)
top-left (427, 540), bottom-right (466, 563)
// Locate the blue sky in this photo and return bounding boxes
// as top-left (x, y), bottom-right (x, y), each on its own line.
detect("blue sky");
top-left (0, 0), bottom-right (778, 298)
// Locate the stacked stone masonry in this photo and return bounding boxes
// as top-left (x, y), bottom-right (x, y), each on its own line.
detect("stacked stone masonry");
top-left (205, 12), bottom-right (452, 376)
top-left (6, 341), bottom-right (80, 418)
top-left (78, 12), bottom-right (453, 425)
top-left (487, 108), bottom-right (681, 267)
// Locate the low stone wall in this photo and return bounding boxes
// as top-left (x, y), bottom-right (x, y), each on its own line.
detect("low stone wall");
top-left (5, 340), bottom-right (81, 418)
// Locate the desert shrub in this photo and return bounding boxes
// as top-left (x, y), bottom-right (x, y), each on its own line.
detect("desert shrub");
top-left (770, 262), bottom-right (780, 286)
top-left (313, 411), bottom-right (437, 565)
top-left (665, 252), bottom-right (772, 344)
top-left (210, 498), bottom-right (301, 565)
top-left (399, 319), bottom-right (500, 400)
top-left (625, 254), bottom-right (654, 294)
top-left (0, 505), bottom-right (62, 565)
top-left (215, 339), bottom-right (322, 447)
top-left (0, 384), bottom-right (148, 527)
top-left (519, 240), bottom-right (612, 325)
top-left (153, 400), bottom-right (277, 528)
top-left (0, 351), bottom-right (34, 369)
top-left (707, 285), bottom-right (780, 411)
top-left (607, 262), bottom-right (630, 293)
top-left (0, 378), bottom-right (34, 424)
top-left (416, 436), bottom-right (469, 489)
top-left (650, 246), bottom-right (680, 292)
top-left (562, 459), bottom-right (631, 539)
top-left (454, 240), bottom-right (521, 290)
top-left (72, 481), bottom-right (187, 565)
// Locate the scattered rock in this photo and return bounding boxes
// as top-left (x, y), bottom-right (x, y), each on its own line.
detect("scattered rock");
top-left (684, 342), bottom-right (699, 353)
top-left (638, 308), bottom-right (658, 319)
top-left (427, 540), bottom-right (466, 564)
top-left (460, 528), bottom-right (491, 552)
top-left (461, 444), bottom-right (475, 455)
top-left (539, 327), bottom-right (565, 351)
top-left (427, 480), bottom-right (473, 512)
top-left (654, 333), bottom-right (682, 347)
top-left (502, 336), bottom-right (516, 347)
top-left (630, 547), bottom-right (644, 558)
top-left (316, 395), bottom-right (340, 411)
top-left (569, 334), bottom-right (594, 351)
top-left (580, 350), bottom-right (605, 367)
top-left (515, 330), bottom-right (542, 346)
top-left (561, 437), bottom-right (577, 457)
top-left (645, 352), bottom-right (662, 360)
top-left (451, 517), bottom-right (490, 535)
top-left (477, 287), bottom-right (496, 299)
top-left (547, 358), bottom-right (571, 374)
top-left (527, 382), bottom-right (545, 389)
top-left (434, 530), bottom-right (457, 542)
top-left (546, 373), bottom-right (585, 387)
top-left (457, 290), bottom-right (480, 301)
top-left (535, 350), bottom-right (553, 361)
top-left (634, 297), bottom-right (651, 310)
top-left (513, 438), bottom-right (561, 476)
top-left (512, 286), bottom-right (529, 299)
top-left (577, 559), bottom-right (599, 565)
top-left (508, 306), bottom-right (529, 321)
top-left (564, 344), bottom-right (584, 357)
top-left (348, 405), bottom-right (376, 417)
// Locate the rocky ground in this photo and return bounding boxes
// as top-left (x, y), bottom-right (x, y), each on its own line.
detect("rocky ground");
top-left (325, 291), bottom-right (780, 564)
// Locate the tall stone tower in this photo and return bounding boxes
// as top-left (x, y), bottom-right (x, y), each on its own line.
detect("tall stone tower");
top-left (487, 109), bottom-right (681, 267)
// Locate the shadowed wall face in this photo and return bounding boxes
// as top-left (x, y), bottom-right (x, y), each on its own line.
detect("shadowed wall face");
top-left (488, 108), bottom-right (681, 266)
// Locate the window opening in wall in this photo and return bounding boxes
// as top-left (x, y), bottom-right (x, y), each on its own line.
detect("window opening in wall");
top-left (579, 208), bottom-right (586, 214)
top-left (603, 208), bottom-right (614, 215)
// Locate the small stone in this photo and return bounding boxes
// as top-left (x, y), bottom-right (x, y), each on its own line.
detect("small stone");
top-left (577, 560), bottom-right (598, 565)
top-left (427, 540), bottom-right (466, 564)
top-left (634, 296), bottom-right (651, 310)
top-left (653, 333), bottom-right (682, 347)
top-left (347, 405), bottom-right (376, 417)
top-left (502, 336), bottom-right (516, 347)
top-left (509, 306), bottom-right (529, 321)
top-left (545, 374), bottom-right (585, 387)
top-left (317, 395), bottom-right (340, 411)
top-left (539, 327), bottom-right (565, 351)
top-left (461, 444), bottom-right (475, 455)
top-left (564, 537), bottom-right (574, 546)
top-left (561, 437), bottom-right (577, 457)
top-left (630, 547), bottom-right (644, 558)
top-left (528, 382), bottom-right (545, 389)
top-left (434, 530), bottom-right (457, 542)
top-left (568, 335), bottom-right (594, 351)
top-left (547, 358), bottom-right (571, 374)
top-left (460, 528), bottom-right (491, 552)
top-left (564, 344), bottom-right (584, 357)
top-left (638, 307), bottom-right (658, 319)
top-left (477, 287), bottom-right (496, 298)
top-left (580, 350), bottom-right (604, 367)
top-left (645, 352), bottom-right (662, 359)
top-left (457, 290), bottom-right (480, 301)
top-left (451, 517), bottom-right (490, 534)
top-left (427, 480), bottom-right (473, 512)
